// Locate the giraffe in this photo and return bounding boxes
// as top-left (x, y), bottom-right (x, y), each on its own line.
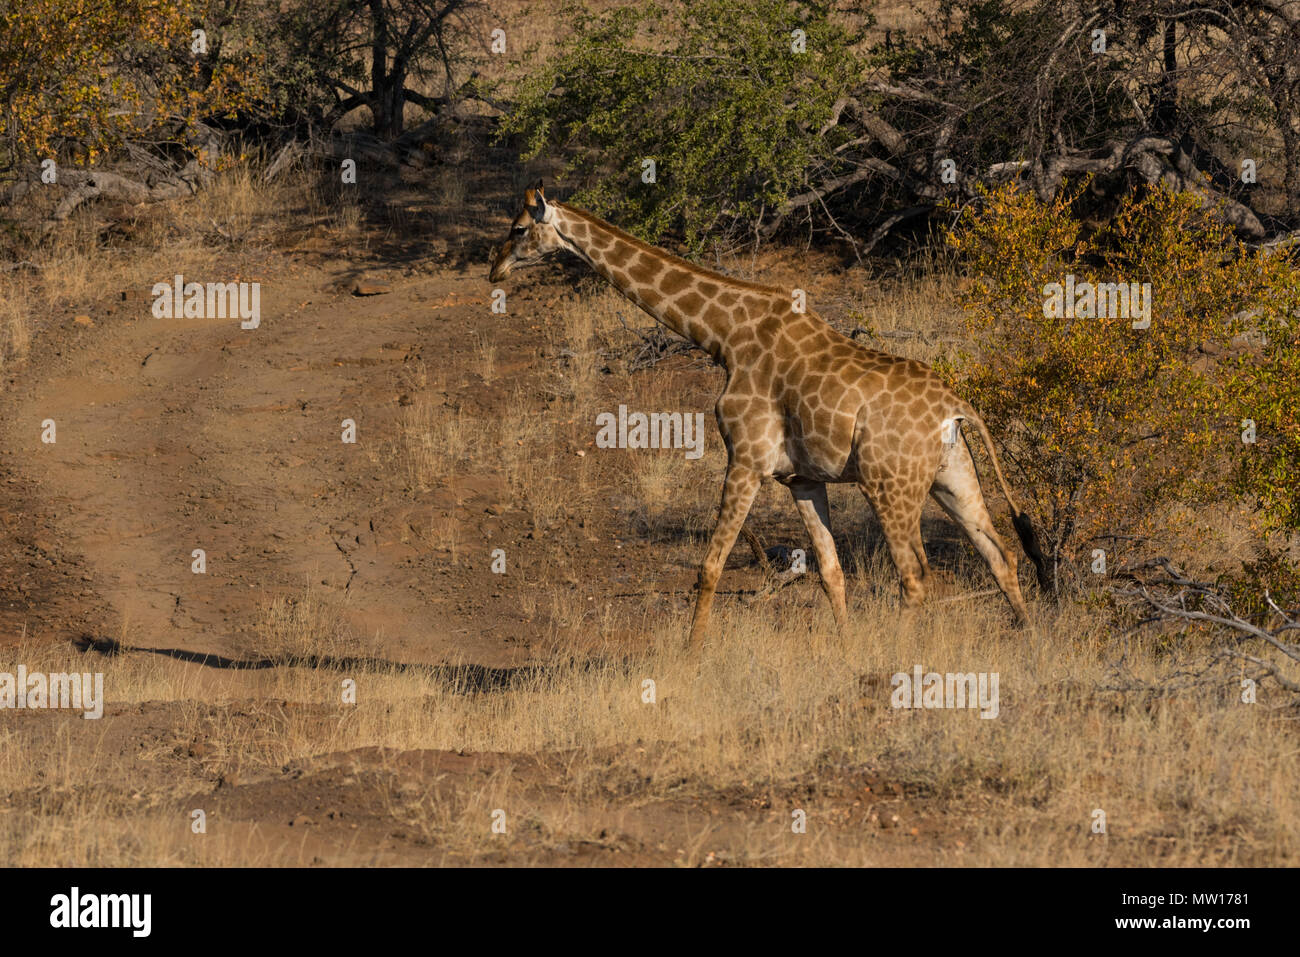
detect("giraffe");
top-left (489, 181), bottom-right (1050, 643)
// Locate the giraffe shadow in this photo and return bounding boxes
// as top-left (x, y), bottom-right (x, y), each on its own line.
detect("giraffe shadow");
top-left (625, 505), bottom-right (976, 578)
top-left (836, 512), bottom-right (980, 578)
top-left (72, 635), bottom-right (639, 695)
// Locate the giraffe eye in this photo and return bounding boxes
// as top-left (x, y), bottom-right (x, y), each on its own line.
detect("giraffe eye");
top-left (511, 226), bottom-right (528, 237)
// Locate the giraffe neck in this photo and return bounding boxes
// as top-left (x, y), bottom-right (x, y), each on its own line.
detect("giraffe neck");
top-left (551, 203), bottom-right (764, 367)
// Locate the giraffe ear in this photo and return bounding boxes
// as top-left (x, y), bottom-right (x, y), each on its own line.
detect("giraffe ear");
top-left (527, 179), bottom-right (548, 222)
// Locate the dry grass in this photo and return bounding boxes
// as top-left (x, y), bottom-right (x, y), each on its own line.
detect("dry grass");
top-left (400, 399), bottom-right (471, 491)
top-left (547, 282), bottom-right (631, 413)
top-left (395, 284), bottom-right (664, 530)
top-left (472, 328), bottom-right (497, 383)
top-left (0, 281), bottom-right (32, 363)
top-left (1, 577), bottom-right (1296, 865)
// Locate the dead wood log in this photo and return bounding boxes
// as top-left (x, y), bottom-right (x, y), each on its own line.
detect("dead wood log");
top-left (35, 132), bottom-right (223, 234)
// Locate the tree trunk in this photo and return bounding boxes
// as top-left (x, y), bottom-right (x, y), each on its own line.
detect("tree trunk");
top-left (367, 0), bottom-right (402, 139)
top-left (1151, 17), bottom-right (1179, 135)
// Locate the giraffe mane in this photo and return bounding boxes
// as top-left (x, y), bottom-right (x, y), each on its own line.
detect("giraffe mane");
top-left (555, 203), bottom-right (785, 295)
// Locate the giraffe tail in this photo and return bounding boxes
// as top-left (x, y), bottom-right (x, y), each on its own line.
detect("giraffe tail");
top-left (958, 406), bottom-right (1053, 594)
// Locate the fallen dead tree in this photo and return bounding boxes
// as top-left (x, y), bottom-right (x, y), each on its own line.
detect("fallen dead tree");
top-left (0, 125), bottom-right (227, 236)
top-left (1108, 557), bottom-right (1300, 700)
top-left (503, 1), bottom-right (1300, 257)
top-left (764, 124), bottom-right (1277, 251)
top-left (1, 110), bottom-right (495, 237)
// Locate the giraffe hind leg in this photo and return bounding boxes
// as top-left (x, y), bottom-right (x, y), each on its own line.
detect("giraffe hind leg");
top-left (930, 439), bottom-right (1030, 623)
top-left (911, 526), bottom-right (930, 582)
top-left (859, 481), bottom-right (927, 614)
top-left (740, 526), bottom-right (771, 573)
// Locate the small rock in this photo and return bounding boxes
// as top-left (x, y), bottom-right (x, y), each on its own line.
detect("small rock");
top-left (352, 282), bottom-right (391, 297)
top-left (290, 815), bottom-right (314, 827)
top-left (73, 314), bottom-right (93, 326)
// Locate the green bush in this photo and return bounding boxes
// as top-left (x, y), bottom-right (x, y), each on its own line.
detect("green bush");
top-left (498, 0), bottom-right (863, 250)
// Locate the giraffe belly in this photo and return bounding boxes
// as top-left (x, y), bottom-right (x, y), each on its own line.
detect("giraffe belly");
top-left (774, 405), bottom-right (858, 483)
top-left (773, 439), bottom-right (857, 484)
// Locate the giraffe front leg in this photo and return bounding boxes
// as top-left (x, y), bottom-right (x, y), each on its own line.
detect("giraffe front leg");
top-left (689, 465), bottom-right (762, 646)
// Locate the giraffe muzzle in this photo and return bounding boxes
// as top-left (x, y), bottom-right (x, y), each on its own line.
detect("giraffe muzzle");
top-left (488, 243), bottom-right (517, 283)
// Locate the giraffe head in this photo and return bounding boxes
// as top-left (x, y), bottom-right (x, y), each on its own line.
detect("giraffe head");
top-left (488, 180), bottom-right (563, 282)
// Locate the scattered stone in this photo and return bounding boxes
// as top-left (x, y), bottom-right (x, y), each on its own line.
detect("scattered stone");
top-left (1229, 332), bottom-right (1266, 353)
top-left (73, 314), bottom-right (93, 326)
top-left (352, 281), bottom-right (392, 297)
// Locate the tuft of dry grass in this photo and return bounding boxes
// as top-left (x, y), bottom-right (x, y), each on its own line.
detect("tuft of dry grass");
top-left (0, 281), bottom-right (32, 362)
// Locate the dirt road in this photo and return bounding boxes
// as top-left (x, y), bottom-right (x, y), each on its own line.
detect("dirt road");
top-left (1, 247), bottom-right (576, 665)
